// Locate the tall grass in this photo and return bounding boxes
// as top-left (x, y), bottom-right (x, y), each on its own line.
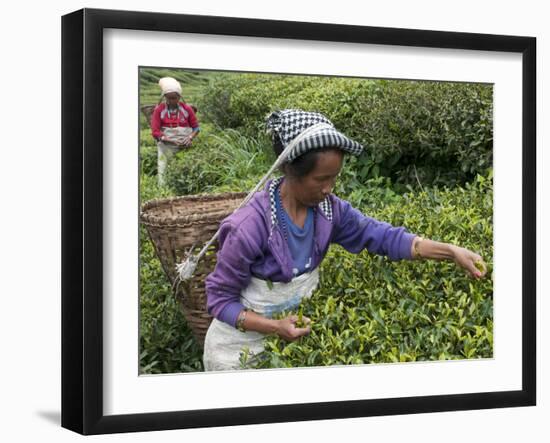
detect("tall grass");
top-left (164, 128), bottom-right (274, 195)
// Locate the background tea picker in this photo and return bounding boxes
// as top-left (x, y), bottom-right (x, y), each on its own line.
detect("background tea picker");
top-left (151, 76), bottom-right (200, 185)
top-left (201, 108), bottom-right (488, 372)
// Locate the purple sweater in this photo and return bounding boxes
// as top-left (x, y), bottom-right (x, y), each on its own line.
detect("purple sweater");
top-left (205, 179), bottom-right (416, 327)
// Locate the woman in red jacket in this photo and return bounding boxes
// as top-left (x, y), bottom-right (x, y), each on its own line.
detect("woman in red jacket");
top-left (151, 77), bottom-right (200, 185)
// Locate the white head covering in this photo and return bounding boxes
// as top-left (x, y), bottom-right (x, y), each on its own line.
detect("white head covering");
top-left (158, 77), bottom-right (182, 96)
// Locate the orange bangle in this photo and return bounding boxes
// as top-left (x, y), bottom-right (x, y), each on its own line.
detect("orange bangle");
top-left (414, 236), bottom-right (424, 259)
top-left (236, 309), bottom-right (248, 332)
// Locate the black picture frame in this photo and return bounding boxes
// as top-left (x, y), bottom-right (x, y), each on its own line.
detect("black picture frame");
top-left (61, 8), bottom-right (536, 435)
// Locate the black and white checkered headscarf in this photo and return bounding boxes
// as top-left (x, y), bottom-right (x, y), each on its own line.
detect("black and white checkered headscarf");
top-left (265, 109), bottom-right (364, 162)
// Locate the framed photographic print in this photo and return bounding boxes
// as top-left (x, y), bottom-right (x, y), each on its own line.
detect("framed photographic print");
top-left (62, 8), bottom-right (536, 435)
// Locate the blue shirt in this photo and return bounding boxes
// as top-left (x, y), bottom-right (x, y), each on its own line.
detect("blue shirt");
top-left (275, 187), bottom-right (315, 277)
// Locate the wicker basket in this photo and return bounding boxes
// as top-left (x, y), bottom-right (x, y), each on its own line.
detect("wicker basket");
top-left (140, 192), bottom-right (247, 347)
top-left (140, 104), bottom-right (156, 126)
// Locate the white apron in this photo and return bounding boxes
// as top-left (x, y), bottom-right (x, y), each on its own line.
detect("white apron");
top-left (157, 126), bottom-right (193, 185)
top-left (203, 268), bottom-right (319, 372)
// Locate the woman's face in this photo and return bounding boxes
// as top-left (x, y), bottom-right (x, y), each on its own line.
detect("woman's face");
top-left (290, 150), bottom-right (344, 207)
top-left (164, 92), bottom-right (180, 107)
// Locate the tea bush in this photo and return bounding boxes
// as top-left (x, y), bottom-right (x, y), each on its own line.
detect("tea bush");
top-left (199, 73), bottom-right (492, 188)
top-left (243, 172), bottom-right (493, 369)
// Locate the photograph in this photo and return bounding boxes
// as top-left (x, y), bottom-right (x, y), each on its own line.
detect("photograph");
top-left (138, 68), bottom-right (494, 374)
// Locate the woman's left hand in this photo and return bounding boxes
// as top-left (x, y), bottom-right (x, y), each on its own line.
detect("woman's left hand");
top-left (452, 246), bottom-right (487, 279)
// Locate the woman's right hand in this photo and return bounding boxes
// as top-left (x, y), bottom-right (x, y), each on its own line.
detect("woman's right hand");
top-left (275, 315), bottom-right (311, 341)
top-left (179, 135), bottom-right (193, 147)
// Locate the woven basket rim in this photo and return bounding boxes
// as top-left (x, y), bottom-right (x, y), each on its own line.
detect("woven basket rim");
top-left (140, 191), bottom-right (248, 225)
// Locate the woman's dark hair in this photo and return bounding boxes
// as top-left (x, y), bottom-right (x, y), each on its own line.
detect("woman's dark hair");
top-left (272, 133), bottom-right (343, 178)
